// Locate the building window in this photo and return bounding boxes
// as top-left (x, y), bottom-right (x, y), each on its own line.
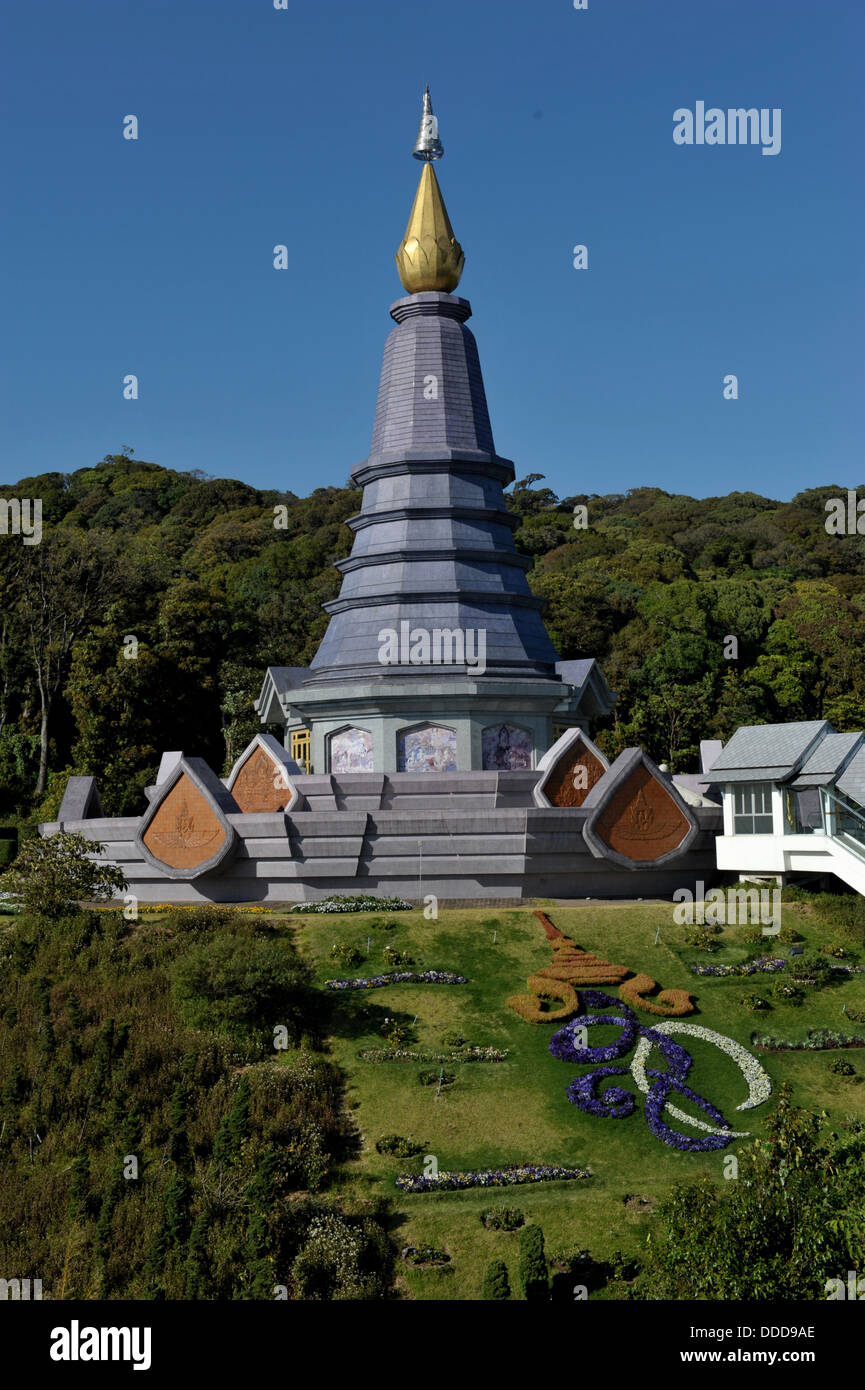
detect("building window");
top-left (482, 723), bottom-right (532, 770)
top-left (290, 729), bottom-right (310, 774)
top-left (330, 727), bottom-right (374, 773)
top-left (733, 783), bottom-right (774, 834)
top-left (397, 724), bottom-right (457, 773)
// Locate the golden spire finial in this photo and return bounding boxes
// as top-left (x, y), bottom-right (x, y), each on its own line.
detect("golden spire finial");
top-left (395, 88), bottom-right (465, 294)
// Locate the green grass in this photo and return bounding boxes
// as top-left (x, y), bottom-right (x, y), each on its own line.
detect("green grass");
top-left (269, 901), bottom-right (865, 1299)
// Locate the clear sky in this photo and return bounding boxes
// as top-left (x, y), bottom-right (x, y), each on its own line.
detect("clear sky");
top-left (1, 0), bottom-right (862, 501)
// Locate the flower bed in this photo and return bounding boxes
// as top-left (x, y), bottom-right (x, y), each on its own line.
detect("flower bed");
top-left (358, 1046), bottom-right (508, 1063)
top-left (395, 1164), bottom-right (591, 1193)
top-left (687, 956), bottom-right (786, 978)
top-left (549, 991), bottom-right (771, 1152)
top-left (291, 895), bottom-right (413, 914)
top-left (326, 970), bottom-right (467, 990)
top-left (752, 1029), bottom-right (865, 1051)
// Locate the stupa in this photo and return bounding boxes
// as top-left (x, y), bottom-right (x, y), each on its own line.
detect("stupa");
top-left (257, 89), bottom-right (615, 776)
top-left (43, 92), bottom-right (723, 903)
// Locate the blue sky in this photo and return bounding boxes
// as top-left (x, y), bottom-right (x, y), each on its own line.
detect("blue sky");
top-left (1, 0), bottom-right (862, 501)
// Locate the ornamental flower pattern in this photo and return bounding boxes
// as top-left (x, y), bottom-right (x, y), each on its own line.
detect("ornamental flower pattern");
top-left (549, 991), bottom-right (772, 1152)
top-left (326, 970), bottom-right (467, 990)
top-left (395, 1164), bottom-right (591, 1193)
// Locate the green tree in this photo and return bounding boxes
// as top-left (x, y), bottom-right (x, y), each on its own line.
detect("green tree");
top-left (8, 831), bottom-right (126, 917)
top-left (518, 1224), bottom-right (548, 1300)
top-left (642, 1089), bottom-right (865, 1299)
top-left (482, 1258), bottom-right (511, 1299)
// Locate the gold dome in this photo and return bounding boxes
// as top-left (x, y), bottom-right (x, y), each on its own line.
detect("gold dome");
top-left (395, 162), bottom-right (465, 295)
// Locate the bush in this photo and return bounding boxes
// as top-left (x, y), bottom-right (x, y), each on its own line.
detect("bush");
top-left (482, 1258), bottom-right (511, 1299)
top-left (375, 1134), bottom-right (424, 1157)
top-left (770, 979), bottom-right (805, 1005)
top-left (829, 1058), bottom-right (856, 1077)
top-left (170, 932), bottom-right (314, 1047)
top-left (518, 1224), bottom-right (548, 1300)
top-left (788, 952), bottom-right (834, 988)
top-left (683, 927), bottom-right (722, 952)
top-left (7, 831), bottom-right (126, 918)
top-left (440, 1031), bottom-right (468, 1048)
top-left (417, 1069), bottom-right (454, 1087)
top-left (740, 993), bottom-right (771, 1011)
top-left (383, 946), bottom-right (414, 968)
top-left (402, 1244), bottom-right (449, 1266)
top-left (481, 1205), bottom-right (524, 1231)
top-left (162, 905), bottom-right (250, 935)
top-left (825, 942), bottom-right (856, 960)
top-left (778, 925), bottom-right (804, 944)
top-left (330, 942), bottom-right (362, 968)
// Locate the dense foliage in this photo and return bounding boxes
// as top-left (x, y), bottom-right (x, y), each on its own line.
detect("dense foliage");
top-left (0, 905), bottom-right (394, 1299)
top-left (639, 1088), bottom-right (865, 1299)
top-left (2, 453), bottom-right (865, 821)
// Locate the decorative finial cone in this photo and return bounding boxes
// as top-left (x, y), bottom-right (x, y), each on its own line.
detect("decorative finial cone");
top-left (395, 162), bottom-right (465, 294)
top-left (412, 85), bottom-right (444, 161)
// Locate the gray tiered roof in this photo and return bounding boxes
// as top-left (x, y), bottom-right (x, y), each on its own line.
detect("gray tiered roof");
top-left (307, 291), bottom-right (561, 684)
top-left (707, 721), bottom-right (829, 783)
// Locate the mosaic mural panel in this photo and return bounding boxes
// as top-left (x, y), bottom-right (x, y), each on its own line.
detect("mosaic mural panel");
top-left (482, 723), bottom-right (533, 771)
top-left (397, 725), bottom-right (458, 773)
top-left (331, 728), bottom-right (374, 773)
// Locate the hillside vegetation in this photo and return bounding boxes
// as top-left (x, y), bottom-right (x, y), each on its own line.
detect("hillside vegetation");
top-left (2, 453), bottom-right (864, 820)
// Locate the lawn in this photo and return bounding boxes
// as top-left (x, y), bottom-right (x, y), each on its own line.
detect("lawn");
top-left (285, 899), bottom-right (865, 1300)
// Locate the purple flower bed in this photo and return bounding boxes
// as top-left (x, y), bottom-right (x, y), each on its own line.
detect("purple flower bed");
top-left (688, 956), bottom-right (786, 978)
top-left (395, 1164), bottom-right (592, 1193)
top-left (326, 970), bottom-right (467, 991)
top-left (549, 990), bottom-right (740, 1153)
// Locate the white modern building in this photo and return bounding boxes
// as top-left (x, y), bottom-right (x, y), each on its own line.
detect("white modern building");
top-left (708, 720), bottom-right (865, 894)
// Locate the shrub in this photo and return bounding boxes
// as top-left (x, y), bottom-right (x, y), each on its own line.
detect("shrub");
top-left (440, 1030), bottom-right (468, 1048)
top-left (170, 932), bottom-right (314, 1047)
top-left (770, 979), bottom-right (805, 1005)
top-left (607, 1249), bottom-right (641, 1281)
top-left (402, 1244), bottom-right (449, 1266)
top-left (788, 952), bottom-right (834, 988)
top-left (683, 927), bottom-right (722, 951)
top-left (482, 1259), bottom-right (511, 1299)
top-left (778, 925), bottom-right (804, 944)
top-left (417, 1069), bottom-right (454, 1087)
top-left (825, 942), bottom-right (856, 960)
top-left (7, 831), bottom-right (126, 918)
top-left (375, 1134), bottom-right (424, 1157)
top-left (518, 1224), bottom-right (548, 1300)
top-left (740, 993), bottom-right (771, 1011)
top-left (829, 1058), bottom-right (856, 1077)
top-left (383, 946), bottom-right (414, 968)
top-left (844, 1007), bottom-right (865, 1024)
top-left (162, 905), bottom-right (249, 935)
top-left (330, 942), bottom-right (362, 968)
top-left (481, 1206), bottom-right (524, 1231)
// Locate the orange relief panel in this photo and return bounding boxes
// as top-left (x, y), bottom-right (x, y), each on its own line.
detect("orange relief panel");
top-left (545, 745), bottom-right (606, 808)
top-left (231, 745), bottom-right (291, 813)
top-left (142, 775), bottom-right (227, 870)
top-left (594, 765), bottom-right (689, 861)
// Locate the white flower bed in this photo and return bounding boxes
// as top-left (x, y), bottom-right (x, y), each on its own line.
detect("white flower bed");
top-left (630, 1021), bottom-right (772, 1139)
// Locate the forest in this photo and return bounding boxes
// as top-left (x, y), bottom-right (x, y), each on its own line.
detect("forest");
top-left (1, 451), bottom-right (864, 823)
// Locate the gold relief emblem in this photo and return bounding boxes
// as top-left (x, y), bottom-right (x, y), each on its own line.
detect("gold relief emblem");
top-left (142, 775), bottom-right (228, 870)
top-left (629, 787), bottom-right (655, 833)
top-left (230, 745), bottom-right (293, 814)
top-left (595, 765), bottom-right (690, 861)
